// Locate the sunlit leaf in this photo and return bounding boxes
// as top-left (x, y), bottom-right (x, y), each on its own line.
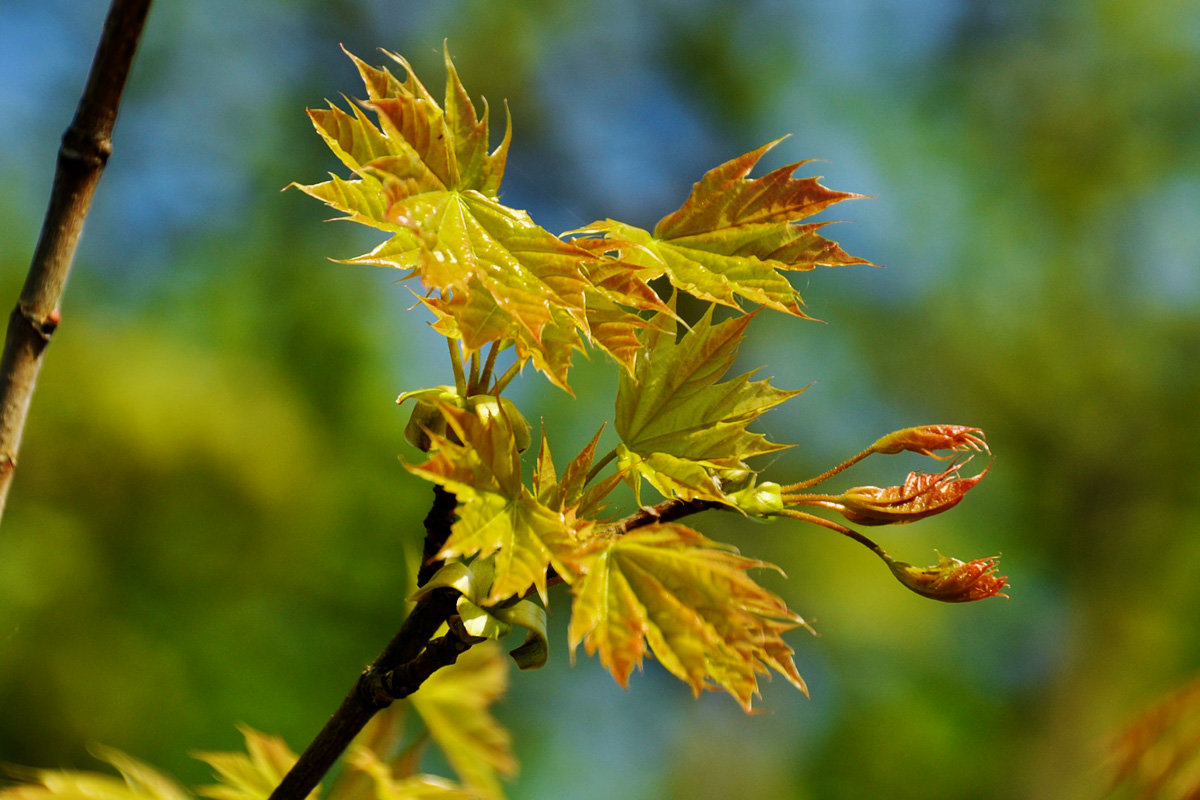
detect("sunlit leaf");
top-left (414, 561), bottom-right (550, 670)
top-left (534, 425), bottom-right (618, 521)
top-left (566, 523), bottom-right (810, 710)
top-left (409, 642), bottom-right (515, 800)
top-left (615, 446), bottom-right (728, 505)
top-left (293, 49), bottom-right (660, 390)
top-left (612, 306), bottom-right (798, 501)
top-left (406, 404), bottom-right (579, 602)
top-left (341, 750), bottom-right (476, 800)
top-left (195, 727), bottom-right (306, 800)
top-left (575, 138), bottom-right (870, 316)
top-left (0, 749), bottom-right (192, 800)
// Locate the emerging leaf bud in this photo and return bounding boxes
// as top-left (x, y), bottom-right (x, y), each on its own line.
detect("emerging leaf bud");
top-left (836, 462), bottom-right (988, 526)
top-left (398, 387), bottom-right (531, 452)
top-left (730, 482), bottom-right (784, 517)
top-left (871, 425), bottom-right (989, 459)
top-left (886, 551), bottom-right (1008, 602)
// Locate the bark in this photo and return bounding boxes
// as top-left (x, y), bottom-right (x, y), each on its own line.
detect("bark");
top-left (0, 0), bottom-right (153, 522)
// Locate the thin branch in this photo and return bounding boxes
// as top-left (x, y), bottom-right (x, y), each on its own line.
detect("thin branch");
top-left (0, 0), bottom-right (154, 524)
top-left (603, 496), bottom-right (726, 536)
top-left (268, 487), bottom-right (462, 800)
top-left (777, 508), bottom-right (889, 560)
top-left (417, 484), bottom-right (458, 587)
top-left (266, 588), bottom-right (460, 800)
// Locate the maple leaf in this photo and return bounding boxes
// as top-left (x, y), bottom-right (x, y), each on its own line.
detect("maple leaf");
top-left (566, 523), bottom-right (810, 710)
top-left (343, 749), bottom-right (477, 800)
top-left (575, 138), bottom-right (871, 317)
top-left (409, 641), bottom-right (516, 800)
top-left (613, 306), bottom-right (799, 501)
top-left (0, 750), bottom-right (191, 800)
top-left (534, 425), bottom-right (619, 522)
top-left (195, 728), bottom-right (305, 800)
top-left (406, 403), bottom-right (579, 602)
top-left (293, 48), bottom-right (659, 390)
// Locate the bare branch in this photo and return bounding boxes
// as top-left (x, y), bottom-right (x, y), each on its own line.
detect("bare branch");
top-left (0, 0), bottom-right (153, 523)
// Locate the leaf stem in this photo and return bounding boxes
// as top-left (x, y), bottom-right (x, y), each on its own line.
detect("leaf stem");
top-left (490, 359), bottom-right (523, 395)
top-left (467, 349), bottom-right (480, 395)
top-left (585, 447), bottom-right (619, 485)
top-left (780, 445), bottom-right (875, 492)
top-left (448, 338), bottom-right (467, 396)
top-left (477, 342), bottom-right (500, 394)
top-left (777, 509), bottom-right (890, 562)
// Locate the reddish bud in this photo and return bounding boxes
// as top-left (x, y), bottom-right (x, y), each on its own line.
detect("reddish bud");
top-left (887, 551), bottom-right (1008, 602)
top-left (836, 461), bottom-right (989, 526)
top-left (871, 425), bottom-right (988, 459)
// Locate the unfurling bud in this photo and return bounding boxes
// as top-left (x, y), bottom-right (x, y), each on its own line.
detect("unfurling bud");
top-left (871, 425), bottom-right (988, 459)
top-left (886, 551), bottom-right (1008, 602)
top-left (730, 482), bottom-right (784, 517)
top-left (399, 386), bottom-right (531, 452)
top-left (836, 462), bottom-right (989, 526)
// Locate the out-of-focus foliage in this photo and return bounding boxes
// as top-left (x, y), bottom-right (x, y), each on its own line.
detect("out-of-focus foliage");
top-left (1109, 675), bottom-right (1200, 799)
top-left (0, 644), bottom-right (510, 800)
top-left (295, 47), bottom-right (958, 718)
top-left (2, 1), bottom-right (1199, 799)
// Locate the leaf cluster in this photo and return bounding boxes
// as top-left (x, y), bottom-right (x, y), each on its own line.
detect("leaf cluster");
top-left (0, 644), bottom-right (513, 800)
top-left (291, 47), bottom-right (1004, 721)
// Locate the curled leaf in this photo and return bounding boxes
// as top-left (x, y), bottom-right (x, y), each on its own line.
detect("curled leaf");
top-left (870, 425), bottom-right (989, 458)
top-left (886, 551), bottom-right (1008, 603)
top-left (416, 560), bottom-right (550, 670)
top-left (835, 461), bottom-right (989, 526)
top-left (399, 388), bottom-right (531, 453)
top-left (728, 481), bottom-right (784, 518)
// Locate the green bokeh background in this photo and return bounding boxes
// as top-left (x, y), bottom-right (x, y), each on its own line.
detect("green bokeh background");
top-left (2, 1), bottom-right (1199, 798)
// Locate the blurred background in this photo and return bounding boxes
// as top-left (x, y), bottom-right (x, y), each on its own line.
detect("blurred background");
top-left (2, 1), bottom-right (1199, 798)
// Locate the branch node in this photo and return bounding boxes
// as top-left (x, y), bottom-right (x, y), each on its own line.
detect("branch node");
top-left (16, 302), bottom-right (60, 343)
top-left (61, 126), bottom-right (112, 170)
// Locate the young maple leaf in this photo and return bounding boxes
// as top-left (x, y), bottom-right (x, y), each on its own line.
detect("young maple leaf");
top-left (293, 48), bottom-right (659, 390)
top-left (194, 728), bottom-right (303, 800)
top-left (0, 749), bottom-right (192, 800)
top-left (614, 305), bottom-right (800, 501)
top-left (405, 403), bottom-right (580, 603)
top-left (409, 642), bottom-right (516, 800)
top-left (575, 138), bottom-right (872, 317)
top-left (566, 523), bottom-right (810, 711)
top-left (534, 425), bottom-right (619, 524)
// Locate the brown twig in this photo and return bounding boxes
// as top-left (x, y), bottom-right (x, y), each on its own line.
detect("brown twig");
top-left (270, 491), bottom-right (728, 800)
top-left (0, 0), bottom-right (154, 523)
top-left (268, 488), bottom-right (462, 800)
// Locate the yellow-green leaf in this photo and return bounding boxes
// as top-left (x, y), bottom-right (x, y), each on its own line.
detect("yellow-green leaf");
top-left (293, 49), bottom-right (659, 391)
top-left (195, 727), bottom-right (306, 800)
top-left (614, 306), bottom-right (799, 497)
top-left (406, 404), bottom-right (579, 602)
top-left (341, 750), bottom-right (476, 800)
top-left (566, 523), bottom-right (810, 710)
top-left (0, 749), bottom-right (192, 800)
top-left (409, 642), bottom-right (515, 800)
top-left (615, 446), bottom-right (728, 505)
top-left (577, 138), bottom-right (870, 316)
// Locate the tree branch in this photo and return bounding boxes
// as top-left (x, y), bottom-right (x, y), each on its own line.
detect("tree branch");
top-left (268, 487), bottom-right (463, 800)
top-left (267, 588), bottom-right (459, 800)
top-left (270, 492), bottom-right (725, 800)
top-left (0, 0), bottom-right (153, 524)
